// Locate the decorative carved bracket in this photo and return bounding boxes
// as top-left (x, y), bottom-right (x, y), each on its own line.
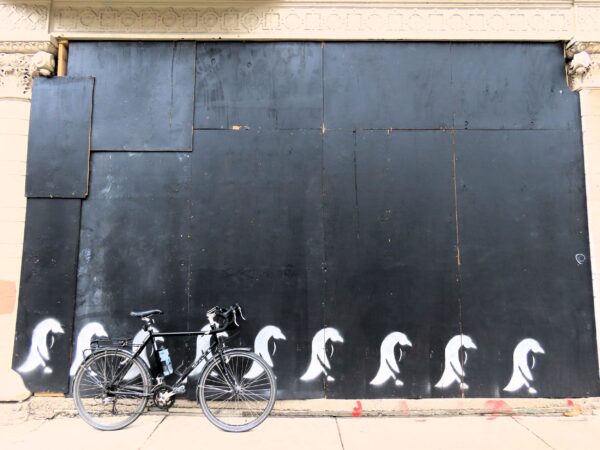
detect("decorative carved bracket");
top-left (0, 44), bottom-right (56, 99)
top-left (567, 41), bottom-right (600, 91)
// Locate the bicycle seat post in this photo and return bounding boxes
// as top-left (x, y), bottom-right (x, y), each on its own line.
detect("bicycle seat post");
top-left (142, 316), bottom-right (153, 331)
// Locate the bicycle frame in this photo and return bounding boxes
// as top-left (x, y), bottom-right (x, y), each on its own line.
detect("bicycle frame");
top-left (137, 328), bottom-right (227, 388)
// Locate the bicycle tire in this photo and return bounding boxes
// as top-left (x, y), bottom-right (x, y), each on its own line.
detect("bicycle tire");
top-left (73, 349), bottom-right (151, 431)
top-left (197, 350), bottom-right (276, 432)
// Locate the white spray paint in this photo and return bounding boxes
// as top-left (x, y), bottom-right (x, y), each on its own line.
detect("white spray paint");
top-left (435, 334), bottom-right (477, 390)
top-left (123, 326), bottom-right (163, 380)
top-left (370, 332), bottom-right (412, 387)
top-left (17, 318), bottom-right (64, 375)
top-left (187, 324), bottom-right (228, 379)
top-left (504, 338), bottom-right (545, 395)
top-left (244, 325), bottom-right (287, 379)
top-left (69, 322), bottom-right (108, 375)
top-left (301, 328), bottom-right (344, 382)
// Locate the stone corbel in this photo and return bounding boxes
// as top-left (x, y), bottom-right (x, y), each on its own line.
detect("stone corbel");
top-left (0, 41), bottom-right (56, 100)
top-left (566, 41), bottom-right (600, 91)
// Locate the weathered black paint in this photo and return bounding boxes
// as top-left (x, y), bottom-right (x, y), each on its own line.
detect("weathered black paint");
top-left (322, 130), bottom-right (461, 399)
top-left (15, 41), bottom-right (600, 399)
top-left (195, 43), bottom-right (322, 130)
top-left (188, 129), bottom-right (325, 398)
top-left (25, 77), bottom-right (93, 198)
top-left (68, 41), bottom-right (195, 151)
top-left (323, 43), bottom-right (453, 130)
top-left (450, 43), bottom-right (580, 130)
top-left (456, 130), bottom-right (599, 397)
top-left (12, 199), bottom-right (82, 392)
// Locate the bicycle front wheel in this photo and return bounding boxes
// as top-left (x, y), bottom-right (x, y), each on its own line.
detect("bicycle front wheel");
top-left (197, 350), bottom-right (276, 432)
top-left (73, 349), bottom-right (150, 431)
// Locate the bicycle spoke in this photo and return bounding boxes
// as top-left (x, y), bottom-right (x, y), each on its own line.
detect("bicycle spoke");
top-left (198, 351), bottom-right (276, 432)
top-left (74, 351), bottom-right (149, 431)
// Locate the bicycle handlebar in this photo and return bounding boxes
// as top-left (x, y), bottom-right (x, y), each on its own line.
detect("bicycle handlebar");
top-left (206, 303), bottom-right (245, 330)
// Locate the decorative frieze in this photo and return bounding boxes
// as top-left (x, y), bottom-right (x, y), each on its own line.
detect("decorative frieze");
top-left (0, 2), bottom-right (48, 31)
top-left (49, 2), bottom-right (575, 40)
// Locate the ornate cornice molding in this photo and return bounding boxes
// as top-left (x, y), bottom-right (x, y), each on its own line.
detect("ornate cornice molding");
top-left (0, 40), bottom-right (56, 54)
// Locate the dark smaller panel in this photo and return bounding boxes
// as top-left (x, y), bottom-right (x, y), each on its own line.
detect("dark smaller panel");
top-left (12, 199), bottom-right (82, 393)
top-left (451, 43), bottom-right (580, 130)
top-left (324, 43), bottom-right (453, 130)
top-left (25, 77), bottom-right (93, 198)
top-left (195, 43), bottom-right (322, 130)
top-left (68, 41), bottom-right (195, 151)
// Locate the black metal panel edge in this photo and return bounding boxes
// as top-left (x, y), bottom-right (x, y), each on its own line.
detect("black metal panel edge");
top-left (12, 199), bottom-right (82, 393)
top-left (25, 77), bottom-right (94, 199)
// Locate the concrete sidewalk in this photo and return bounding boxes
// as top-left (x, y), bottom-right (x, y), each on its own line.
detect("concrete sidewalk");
top-left (2, 413), bottom-right (600, 450)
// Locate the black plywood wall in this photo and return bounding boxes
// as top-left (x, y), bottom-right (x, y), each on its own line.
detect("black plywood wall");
top-left (13, 42), bottom-right (599, 399)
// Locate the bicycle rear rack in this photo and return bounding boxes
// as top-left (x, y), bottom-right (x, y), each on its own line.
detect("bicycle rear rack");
top-left (90, 338), bottom-right (132, 350)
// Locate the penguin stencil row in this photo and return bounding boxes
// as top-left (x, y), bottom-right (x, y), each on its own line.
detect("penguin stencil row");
top-left (18, 318), bottom-right (546, 395)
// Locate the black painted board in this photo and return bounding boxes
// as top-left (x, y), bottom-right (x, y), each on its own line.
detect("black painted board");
top-left (25, 77), bottom-right (93, 198)
top-left (322, 131), bottom-right (462, 399)
top-left (72, 152), bottom-right (192, 383)
top-left (12, 199), bottom-right (81, 393)
top-left (195, 43), bottom-right (322, 130)
top-left (189, 130), bottom-right (325, 399)
top-left (68, 42), bottom-right (195, 151)
top-left (456, 130), bottom-right (600, 398)
top-left (323, 43), bottom-right (453, 130)
top-left (451, 43), bottom-right (580, 130)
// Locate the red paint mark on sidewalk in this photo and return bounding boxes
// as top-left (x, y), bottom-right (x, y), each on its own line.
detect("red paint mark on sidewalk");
top-left (398, 400), bottom-right (410, 416)
top-left (484, 400), bottom-right (513, 420)
top-left (564, 398), bottom-right (583, 418)
top-left (352, 400), bottom-right (363, 417)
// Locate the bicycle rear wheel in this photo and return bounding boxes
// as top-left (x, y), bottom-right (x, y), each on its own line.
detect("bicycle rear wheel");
top-left (73, 349), bottom-right (150, 431)
top-left (197, 350), bottom-right (276, 432)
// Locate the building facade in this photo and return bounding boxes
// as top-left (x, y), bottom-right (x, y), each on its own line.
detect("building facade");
top-left (2, 0), bottom-right (600, 403)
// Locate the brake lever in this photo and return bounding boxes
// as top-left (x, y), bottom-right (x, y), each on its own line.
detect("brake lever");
top-left (232, 309), bottom-right (239, 327)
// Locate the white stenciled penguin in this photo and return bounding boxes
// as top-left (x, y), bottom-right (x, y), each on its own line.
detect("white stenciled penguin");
top-left (300, 327), bottom-right (344, 382)
top-left (244, 325), bottom-right (287, 379)
top-left (187, 324), bottom-right (228, 379)
top-left (17, 318), bottom-right (64, 375)
top-left (503, 338), bottom-right (545, 395)
top-left (123, 326), bottom-right (163, 380)
top-left (69, 322), bottom-right (108, 375)
top-left (370, 332), bottom-right (412, 387)
top-left (435, 334), bottom-right (477, 390)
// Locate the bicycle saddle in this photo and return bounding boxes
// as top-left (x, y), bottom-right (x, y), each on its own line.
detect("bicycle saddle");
top-left (130, 309), bottom-right (164, 318)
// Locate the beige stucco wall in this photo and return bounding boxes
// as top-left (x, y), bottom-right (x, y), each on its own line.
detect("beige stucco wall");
top-left (581, 90), bottom-right (600, 372)
top-left (1, 0), bottom-right (600, 400)
top-left (0, 99), bottom-right (31, 400)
